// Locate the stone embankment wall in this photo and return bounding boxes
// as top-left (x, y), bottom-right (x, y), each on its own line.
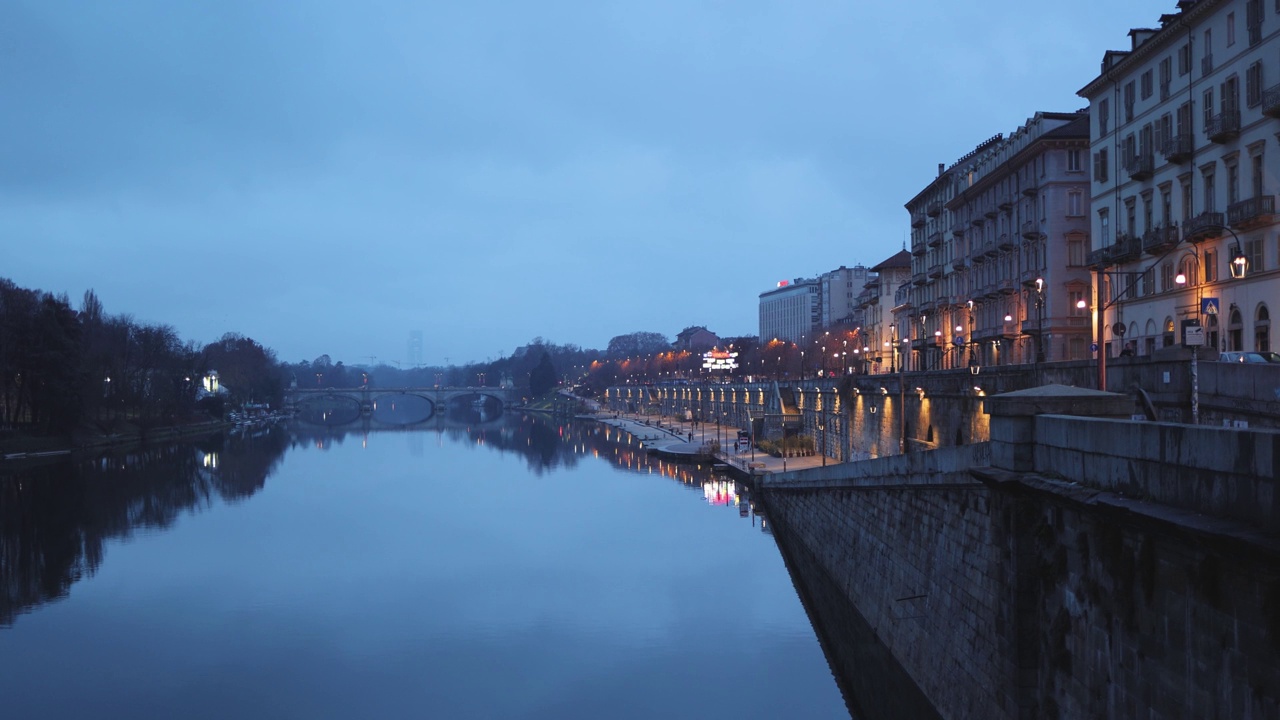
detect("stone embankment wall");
top-left (762, 387), bottom-right (1280, 718)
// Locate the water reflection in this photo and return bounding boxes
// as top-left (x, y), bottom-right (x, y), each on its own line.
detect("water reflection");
top-left (0, 427), bottom-right (290, 626)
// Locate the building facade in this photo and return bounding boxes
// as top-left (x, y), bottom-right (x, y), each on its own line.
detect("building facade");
top-left (820, 265), bottom-right (873, 328)
top-left (860, 250), bottom-right (911, 373)
top-left (904, 112), bottom-right (1094, 373)
top-left (1080, 0), bottom-right (1276, 358)
top-left (759, 278), bottom-right (821, 343)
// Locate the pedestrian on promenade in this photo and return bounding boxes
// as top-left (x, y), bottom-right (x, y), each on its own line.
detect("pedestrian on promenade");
top-left (688, 431), bottom-right (693, 442)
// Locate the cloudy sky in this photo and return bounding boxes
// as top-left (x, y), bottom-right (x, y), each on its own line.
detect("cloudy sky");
top-left (3, 0), bottom-right (1175, 366)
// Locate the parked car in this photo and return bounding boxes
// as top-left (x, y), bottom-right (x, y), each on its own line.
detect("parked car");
top-left (1219, 351), bottom-right (1270, 363)
top-left (1260, 351), bottom-right (1280, 363)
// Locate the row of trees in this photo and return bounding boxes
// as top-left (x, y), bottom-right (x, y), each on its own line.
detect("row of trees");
top-left (0, 278), bottom-right (283, 436)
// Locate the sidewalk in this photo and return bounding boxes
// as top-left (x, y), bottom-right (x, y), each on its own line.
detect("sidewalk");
top-left (584, 410), bottom-right (832, 477)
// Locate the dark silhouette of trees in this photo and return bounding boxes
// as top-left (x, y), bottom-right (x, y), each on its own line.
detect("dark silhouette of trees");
top-left (606, 331), bottom-right (670, 358)
top-left (528, 352), bottom-right (558, 397)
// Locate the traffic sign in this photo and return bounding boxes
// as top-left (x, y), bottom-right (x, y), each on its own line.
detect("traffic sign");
top-left (1202, 297), bottom-right (1220, 316)
top-left (1090, 342), bottom-right (1098, 353)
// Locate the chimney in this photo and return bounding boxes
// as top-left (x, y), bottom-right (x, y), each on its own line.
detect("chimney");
top-left (938, 163), bottom-right (945, 177)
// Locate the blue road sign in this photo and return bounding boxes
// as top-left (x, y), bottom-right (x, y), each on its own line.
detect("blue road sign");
top-left (1202, 297), bottom-right (1220, 316)
top-left (1090, 342), bottom-right (1099, 353)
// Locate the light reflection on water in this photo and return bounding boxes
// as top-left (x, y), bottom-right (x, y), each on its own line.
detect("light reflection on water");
top-left (0, 416), bottom-right (849, 719)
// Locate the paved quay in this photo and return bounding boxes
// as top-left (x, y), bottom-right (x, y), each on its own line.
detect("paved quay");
top-left (581, 410), bottom-right (830, 478)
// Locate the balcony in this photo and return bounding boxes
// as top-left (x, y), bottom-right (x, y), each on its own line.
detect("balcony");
top-left (971, 216), bottom-right (985, 228)
top-left (1020, 319), bottom-right (1042, 336)
top-left (926, 201), bottom-right (942, 217)
top-left (928, 263), bottom-right (944, 279)
top-left (911, 213), bottom-right (926, 228)
top-left (911, 242), bottom-right (927, 257)
top-left (951, 257), bottom-right (966, 271)
top-left (1141, 224), bottom-right (1180, 254)
top-left (1111, 232), bottom-right (1143, 262)
top-left (1263, 83), bottom-right (1280, 118)
top-left (1021, 269), bottom-right (1039, 286)
top-left (983, 238), bottom-right (998, 257)
top-left (1183, 211), bottom-right (1225, 242)
top-left (951, 221), bottom-right (967, 237)
top-left (1085, 247), bottom-right (1110, 267)
top-left (919, 300), bottom-right (936, 314)
top-left (972, 252), bottom-right (988, 265)
top-left (1020, 220), bottom-right (1040, 240)
top-left (1125, 153), bottom-right (1155, 181)
top-left (1205, 110), bottom-right (1241, 143)
top-left (997, 233), bottom-right (1017, 251)
top-left (984, 206), bottom-right (998, 219)
top-left (1160, 133), bottom-right (1193, 164)
top-left (912, 272), bottom-right (928, 286)
top-left (982, 283), bottom-right (1000, 299)
top-left (998, 195), bottom-right (1013, 211)
top-left (1227, 195), bottom-right (1276, 229)
top-left (927, 231), bottom-right (944, 248)
top-left (998, 278), bottom-right (1017, 295)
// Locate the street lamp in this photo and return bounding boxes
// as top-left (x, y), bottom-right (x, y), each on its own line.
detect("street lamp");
top-left (1174, 250), bottom-right (1205, 424)
top-left (1034, 277), bottom-right (1046, 364)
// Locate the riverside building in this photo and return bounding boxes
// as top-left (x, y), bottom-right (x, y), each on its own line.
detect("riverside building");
top-left (758, 278), bottom-right (821, 343)
top-left (903, 112), bottom-right (1094, 372)
top-left (1079, 0), bottom-right (1276, 358)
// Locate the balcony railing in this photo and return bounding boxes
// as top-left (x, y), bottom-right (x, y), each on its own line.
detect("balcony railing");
top-left (1125, 153), bottom-right (1155, 181)
top-left (911, 213), bottom-right (926, 228)
top-left (1020, 220), bottom-right (1040, 239)
top-left (1160, 133), bottom-right (1193, 163)
top-left (1021, 183), bottom-right (1039, 197)
top-left (998, 195), bottom-right (1013, 211)
top-left (1183, 211), bottom-right (1225, 242)
top-left (894, 286), bottom-right (912, 306)
top-left (951, 221), bottom-right (967, 237)
top-left (927, 231), bottom-right (944, 248)
top-left (1227, 195), bottom-right (1276, 229)
top-left (926, 201), bottom-right (942, 217)
top-left (1206, 110), bottom-right (1241, 143)
top-left (912, 272), bottom-right (928, 286)
top-left (911, 242), bottom-right (927, 257)
top-left (1141, 224), bottom-right (1180, 254)
top-left (984, 206), bottom-right (998, 219)
top-left (1085, 247), bottom-right (1110, 267)
top-left (998, 278), bottom-right (1016, 295)
top-left (1112, 232), bottom-right (1143, 262)
top-left (928, 263), bottom-right (944, 279)
top-left (983, 238), bottom-right (998, 257)
top-left (1263, 83), bottom-right (1280, 118)
top-left (972, 252), bottom-right (988, 265)
top-left (951, 257), bottom-right (966, 271)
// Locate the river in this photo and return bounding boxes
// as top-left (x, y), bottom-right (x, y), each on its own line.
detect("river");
top-left (0, 413), bottom-right (855, 719)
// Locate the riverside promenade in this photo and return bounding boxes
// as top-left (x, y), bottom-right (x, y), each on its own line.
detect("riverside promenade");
top-left (584, 410), bottom-right (828, 477)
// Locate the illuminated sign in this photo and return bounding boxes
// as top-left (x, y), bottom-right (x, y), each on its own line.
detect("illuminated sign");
top-left (776, 280), bottom-right (789, 287)
top-left (701, 350), bottom-right (739, 371)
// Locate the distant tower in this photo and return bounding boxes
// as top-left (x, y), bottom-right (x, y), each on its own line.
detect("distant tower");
top-left (407, 331), bottom-right (423, 367)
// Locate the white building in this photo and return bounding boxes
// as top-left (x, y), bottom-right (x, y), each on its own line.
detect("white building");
top-left (859, 250), bottom-right (911, 373)
top-left (1079, 0), bottom-right (1276, 358)
top-left (758, 278), bottom-right (821, 343)
top-left (820, 265), bottom-right (873, 328)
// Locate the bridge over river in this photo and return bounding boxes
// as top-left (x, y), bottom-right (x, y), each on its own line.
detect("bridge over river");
top-left (285, 386), bottom-right (520, 427)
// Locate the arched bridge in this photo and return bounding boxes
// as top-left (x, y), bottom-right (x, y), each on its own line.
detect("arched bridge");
top-left (285, 386), bottom-right (519, 426)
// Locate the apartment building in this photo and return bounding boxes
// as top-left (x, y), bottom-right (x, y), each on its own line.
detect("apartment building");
top-left (758, 278), bottom-right (821, 343)
top-left (1080, 0), bottom-right (1276, 357)
top-left (820, 265), bottom-right (873, 328)
top-left (903, 113), bottom-right (1094, 372)
top-left (857, 250), bottom-right (910, 373)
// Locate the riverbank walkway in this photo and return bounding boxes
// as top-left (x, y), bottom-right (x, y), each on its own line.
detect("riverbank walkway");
top-left (581, 410), bottom-right (829, 476)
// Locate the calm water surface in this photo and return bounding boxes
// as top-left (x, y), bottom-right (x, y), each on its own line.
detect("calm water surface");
top-left (0, 415), bottom-right (848, 719)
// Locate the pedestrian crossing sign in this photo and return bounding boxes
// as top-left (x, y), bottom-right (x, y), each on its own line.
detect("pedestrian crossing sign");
top-left (1202, 297), bottom-right (1219, 316)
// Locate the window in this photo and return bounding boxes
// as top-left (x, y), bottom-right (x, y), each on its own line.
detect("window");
top-left (1099, 99), bottom-right (1110, 135)
top-left (1068, 190), bottom-right (1083, 216)
top-left (1094, 149), bottom-right (1109, 182)
top-left (1227, 162), bottom-right (1239, 205)
top-left (1178, 43), bottom-right (1191, 76)
top-left (1068, 236), bottom-right (1085, 267)
top-left (1161, 187), bottom-right (1173, 224)
top-left (1229, 307), bottom-right (1244, 350)
top-left (1203, 87), bottom-right (1215, 128)
top-left (1142, 192), bottom-right (1153, 231)
top-left (1258, 305), bottom-right (1271, 352)
top-left (1253, 151), bottom-right (1265, 197)
top-left (1181, 177), bottom-right (1194, 219)
top-left (1247, 61), bottom-right (1264, 107)
top-left (1141, 69), bottom-right (1153, 99)
top-left (1161, 262), bottom-right (1175, 292)
top-left (1248, 0), bottom-right (1263, 46)
top-left (1223, 76), bottom-right (1240, 113)
top-left (1124, 81), bottom-right (1136, 122)
top-left (1069, 290), bottom-right (1086, 316)
top-left (1099, 210), bottom-right (1110, 245)
top-left (1204, 247), bottom-right (1219, 282)
top-left (1179, 256), bottom-right (1198, 287)
top-left (1203, 29), bottom-right (1213, 76)
top-left (1228, 12), bottom-right (1236, 46)
top-left (1177, 101), bottom-right (1192, 138)
top-left (1142, 268), bottom-right (1155, 297)
top-left (1204, 170), bottom-right (1216, 212)
top-left (1160, 57), bottom-right (1172, 99)
top-left (1067, 149), bottom-right (1081, 172)
top-left (1246, 238), bottom-right (1265, 271)
top-left (1125, 198), bottom-right (1137, 237)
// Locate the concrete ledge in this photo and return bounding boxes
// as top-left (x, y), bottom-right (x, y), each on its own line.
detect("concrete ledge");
top-left (763, 443), bottom-right (989, 489)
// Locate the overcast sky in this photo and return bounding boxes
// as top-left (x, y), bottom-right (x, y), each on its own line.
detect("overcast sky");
top-left (2, 0), bottom-right (1176, 366)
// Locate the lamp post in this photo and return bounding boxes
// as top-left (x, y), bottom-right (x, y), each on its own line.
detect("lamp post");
top-left (1034, 277), bottom-right (1046, 364)
top-left (1174, 250), bottom-right (1205, 424)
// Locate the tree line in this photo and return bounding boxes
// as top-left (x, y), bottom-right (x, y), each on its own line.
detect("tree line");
top-left (0, 278), bottom-right (282, 436)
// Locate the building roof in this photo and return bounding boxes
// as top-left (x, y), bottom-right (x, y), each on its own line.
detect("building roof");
top-left (1077, 0), bottom-right (1222, 98)
top-left (871, 250), bottom-right (912, 271)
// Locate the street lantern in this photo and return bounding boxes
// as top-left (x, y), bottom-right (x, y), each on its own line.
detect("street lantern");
top-left (1229, 244), bottom-right (1249, 279)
